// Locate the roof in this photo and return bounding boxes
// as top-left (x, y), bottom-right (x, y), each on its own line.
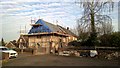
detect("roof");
top-left (5, 41), bottom-right (16, 47)
top-left (28, 19), bottom-right (77, 37)
top-left (17, 35), bottom-right (28, 43)
top-left (10, 41), bottom-right (16, 45)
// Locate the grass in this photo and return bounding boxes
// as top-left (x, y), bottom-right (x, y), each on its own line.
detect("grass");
top-left (1, 59), bottom-right (9, 65)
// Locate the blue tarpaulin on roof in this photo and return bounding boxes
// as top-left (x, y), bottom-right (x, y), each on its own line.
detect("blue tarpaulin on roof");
top-left (28, 19), bottom-right (52, 34)
top-left (28, 19), bottom-right (77, 37)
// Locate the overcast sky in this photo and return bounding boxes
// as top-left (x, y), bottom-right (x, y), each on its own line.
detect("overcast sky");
top-left (0, 0), bottom-right (119, 42)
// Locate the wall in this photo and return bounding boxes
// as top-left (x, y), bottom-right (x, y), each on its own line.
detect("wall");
top-left (28, 34), bottom-right (77, 54)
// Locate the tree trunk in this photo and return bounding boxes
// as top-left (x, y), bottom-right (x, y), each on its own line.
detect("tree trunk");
top-left (91, 13), bottom-right (96, 34)
top-left (90, 7), bottom-right (97, 46)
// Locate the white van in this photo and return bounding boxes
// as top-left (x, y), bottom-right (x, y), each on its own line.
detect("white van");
top-left (0, 46), bottom-right (18, 58)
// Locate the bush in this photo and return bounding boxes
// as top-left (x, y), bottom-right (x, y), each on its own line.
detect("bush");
top-left (13, 48), bottom-right (21, 52)
top-left (99, 32), bottom-right (120, 47)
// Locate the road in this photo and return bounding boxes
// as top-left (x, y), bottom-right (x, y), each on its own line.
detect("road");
top-left (2, 52), bottom-right (119, 66)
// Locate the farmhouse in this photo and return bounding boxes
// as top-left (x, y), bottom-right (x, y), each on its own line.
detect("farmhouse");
top-left (17, 19), bottom-right (77, 54)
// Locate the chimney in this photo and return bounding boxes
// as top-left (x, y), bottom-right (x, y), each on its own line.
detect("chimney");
top-left (67, 27), bottom-right (69, 30)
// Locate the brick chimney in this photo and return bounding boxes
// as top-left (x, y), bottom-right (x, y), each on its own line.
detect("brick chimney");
top-left (67, 27), bottom-right (69, 30)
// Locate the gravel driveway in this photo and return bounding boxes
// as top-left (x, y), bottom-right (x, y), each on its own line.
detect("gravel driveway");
top-left (2, 52), bottom-right (119, 66)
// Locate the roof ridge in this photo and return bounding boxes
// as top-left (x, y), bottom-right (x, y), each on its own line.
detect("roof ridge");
top-left (42, 19), bottom-right (56, 26)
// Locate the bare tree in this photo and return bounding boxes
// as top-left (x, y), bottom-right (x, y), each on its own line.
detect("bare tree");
top-left (76, 20), bottom-right (90, 40)
top-left (75, 0), bottom-right (114, 46)
top-left (100, 22), bottom-right (114, 34)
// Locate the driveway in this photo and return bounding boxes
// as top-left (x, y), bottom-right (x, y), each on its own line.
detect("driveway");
top-left (2, 52), bottom-right (119, 66)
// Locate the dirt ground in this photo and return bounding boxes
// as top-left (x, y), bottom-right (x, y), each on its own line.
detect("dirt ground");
top-left (2, 52), bottom-right (119, 66)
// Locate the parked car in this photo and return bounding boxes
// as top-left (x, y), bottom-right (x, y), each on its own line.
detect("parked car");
top-left (80, 51), bottom-right (90, 57)
top-left (0, 46), bottom-right (18, 58)
top-left (59, 50), bottom-right (70, 56)
top-left (90, 50), bottom-right (98, 57)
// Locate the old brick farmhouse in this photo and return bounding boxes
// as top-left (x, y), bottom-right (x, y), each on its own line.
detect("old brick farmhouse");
top-left (17, 19), bottom-right (77, 54)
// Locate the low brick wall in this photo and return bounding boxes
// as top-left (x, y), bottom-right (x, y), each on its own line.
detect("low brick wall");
top-left (97, 50), bottom-right (120, 60)
top-left (13, 48), bottom-right (39, 55)
top-left (2, 52), bottom-right (9, 60)
top-left (13, 48), bottom-right (33, 53)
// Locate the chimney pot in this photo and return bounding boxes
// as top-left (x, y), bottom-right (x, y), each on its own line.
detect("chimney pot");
top-left (67, 27), bottom-right (69, 30)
